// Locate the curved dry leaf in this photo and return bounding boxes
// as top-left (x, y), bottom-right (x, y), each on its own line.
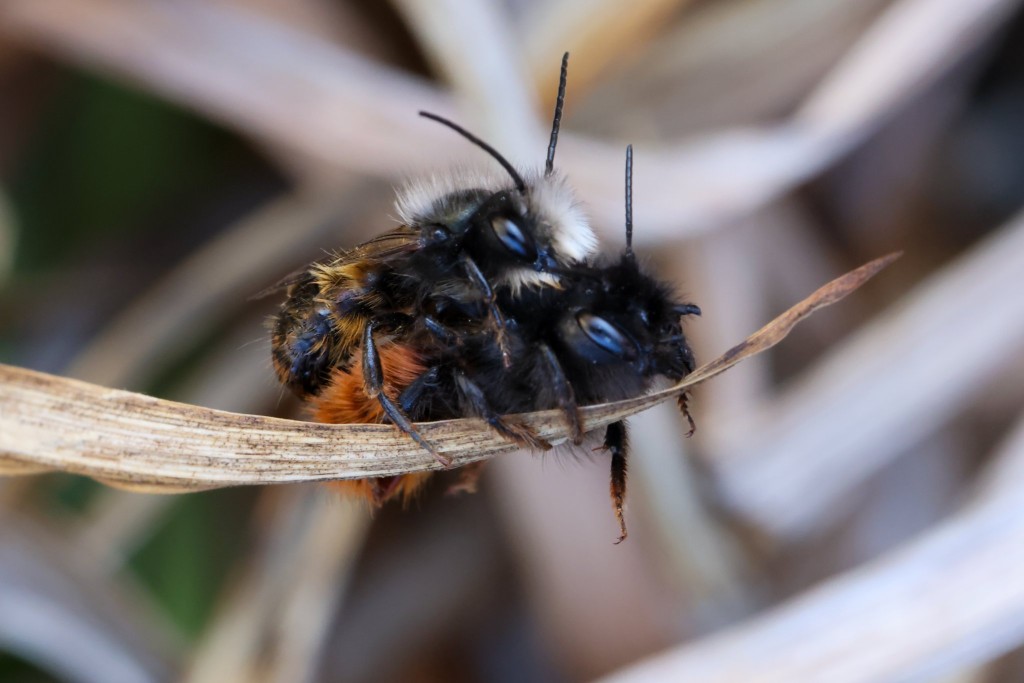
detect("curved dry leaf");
top-left (0, 254), bottom-right (898, 493)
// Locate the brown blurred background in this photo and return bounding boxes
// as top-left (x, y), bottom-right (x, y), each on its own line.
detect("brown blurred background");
top-left (3, 1), bottom-right (1024, 681)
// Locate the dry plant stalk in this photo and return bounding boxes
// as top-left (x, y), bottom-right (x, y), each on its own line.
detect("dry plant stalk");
top-left (0, 254), bottom-right (898, 494)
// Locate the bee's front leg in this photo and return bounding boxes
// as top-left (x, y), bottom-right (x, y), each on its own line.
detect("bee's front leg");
top-left (458, 253), bottom-right (512, 367)
top-left (538, 344), bottom-right (584, 444)
top-left (453, 371), bottom-right (551, 451)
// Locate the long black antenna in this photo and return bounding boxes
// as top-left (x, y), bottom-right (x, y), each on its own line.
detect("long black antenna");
top-left (544, 52), bottom-right (570, 176)
top-left (419, 111), bottom-right (527, 193)
top-left (625, 144), bottom-right (634, 260)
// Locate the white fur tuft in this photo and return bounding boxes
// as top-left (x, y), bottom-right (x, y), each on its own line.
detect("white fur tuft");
top-left (523, 170), bottom-right (596, 262)
top-left (502, 269), bottom-right (561, 293)
top-left (393, 167), bottom-right (597, 275)
top-left (395, 166), bottom-right (507, 225)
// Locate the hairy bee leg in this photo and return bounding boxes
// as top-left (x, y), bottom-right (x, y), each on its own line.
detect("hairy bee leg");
top-left (398, 367), bottom-right (441, 414)
top-left (362, 322), bottom-right (452, 467)
top-left (678, 391), bottom-right (697, 437)
top-left (454, 372), bottom-right (552, 451)
top-left (446, 460), bottom-right (486, 496)
top-left (423, 316), bottom-right (461, 347)
top-left (539, 344), bottom-right (584, 444)
top-left (459, 253), bottom-right (512, 367)
top-left (423, 317), bottom-right (496, 352)
top-left (270, 275), bottom-right (338, 397)
top-left (603, 421), bottom-right (630, 544)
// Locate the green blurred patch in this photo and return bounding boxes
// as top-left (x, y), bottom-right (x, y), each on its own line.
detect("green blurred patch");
top-left (129, 489), bottom-right (257, 638)
top-left (48, 473), bottom-right (102, 513)
top-left (9, 69), bottom-right (234, 270)
top-left (0, 653), bottom-right (62, 683)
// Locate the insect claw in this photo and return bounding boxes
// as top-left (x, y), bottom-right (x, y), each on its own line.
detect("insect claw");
top-left (431, 449), bottom-right (453, 468)
top-left (489, 416), bottom-right (551, 451)
top-left (678, 392), bottom-right (697, 437)
top-left (613, 516), bottom-right (628, 544)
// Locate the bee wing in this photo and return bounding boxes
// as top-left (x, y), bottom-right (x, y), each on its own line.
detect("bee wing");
top-left (339, 224), bottom-right (422, 262)
top-left (250, 265), bottom-right (312, 300)
top-left (251, 225), bottom-right (422, 300)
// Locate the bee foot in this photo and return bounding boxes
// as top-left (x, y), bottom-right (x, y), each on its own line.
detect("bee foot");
top-left (491, 418), bottom-right (552, 451)
top-left (678, 393), bottom-right (697, 437)
top-left (612, 512), bottom-right (628, 545)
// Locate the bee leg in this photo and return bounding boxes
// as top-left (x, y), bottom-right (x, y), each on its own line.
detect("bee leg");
top-left (446, 461), bottom-right (486, 496)
top-left (423, 315), bottom-right (462, 347)
top-left (454, 372), bottom-right (552, 451)
top-left (459, 253), bottom-right (512, 367)
top-left (362, 322), bottom-right (452, 467)
top-left (271, 304), bottom-right (337, 397)
top-left (397, 367), bottom-right (442, 414)
top-left (677, 391), bottom-right (697, 437)
top-left (539, 344), bottom-right (584, 444)
top-left (602, 421), bottom-right (630, 544)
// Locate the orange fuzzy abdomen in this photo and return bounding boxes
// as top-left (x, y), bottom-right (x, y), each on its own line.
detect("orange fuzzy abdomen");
top-left (311, 342), bottom-right (433, 506)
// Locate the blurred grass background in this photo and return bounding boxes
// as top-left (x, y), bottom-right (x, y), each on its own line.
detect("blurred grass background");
top-left (2, 1), bottom-right (1024, 681)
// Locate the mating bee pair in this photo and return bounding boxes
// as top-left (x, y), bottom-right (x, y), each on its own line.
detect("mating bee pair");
top-left (269, 54), bottom-right (699, 542)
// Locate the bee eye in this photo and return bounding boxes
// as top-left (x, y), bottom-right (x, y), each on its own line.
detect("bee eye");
top-left (491, 216), bottom-right (536, 259)
top-left (577, 313), bottom-right (636, 360)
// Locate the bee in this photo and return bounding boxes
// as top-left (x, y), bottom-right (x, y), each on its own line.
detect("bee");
top-left (312, 146), bottom-right (701, 542)
top-left (270, 53), bottom-right (595, 464)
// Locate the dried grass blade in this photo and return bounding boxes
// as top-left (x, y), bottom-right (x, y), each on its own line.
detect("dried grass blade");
top-left (0, 254), bottom-right (897, 493)
top-left (684, 251), bottom-right (900, 387)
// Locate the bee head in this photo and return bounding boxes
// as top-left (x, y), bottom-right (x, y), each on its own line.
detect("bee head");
top-left (408, 54), bottom-right (595, 288)
top-left (558, 264), bottom-right (699, 380)
top-left (455, 168), bottom-right (592, 282)
top-left (557, 144), bottom-right (700, 379)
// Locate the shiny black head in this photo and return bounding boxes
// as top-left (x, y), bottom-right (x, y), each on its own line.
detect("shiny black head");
top-left (410, 53), bottom-right (594, 284)
top-left (557, 258), bottom-right (699, 382)
top-left (553, 145), bottom-right (700, 387)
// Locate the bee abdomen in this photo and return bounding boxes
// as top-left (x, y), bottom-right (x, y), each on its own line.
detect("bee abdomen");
top-left (312, 342), bottom-right (433, 505)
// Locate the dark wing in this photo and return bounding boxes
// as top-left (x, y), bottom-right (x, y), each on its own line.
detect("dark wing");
top-left (250, 225), bottom-right (421, 300)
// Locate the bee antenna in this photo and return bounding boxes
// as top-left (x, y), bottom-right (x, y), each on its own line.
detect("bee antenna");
top-left (545, 52), bottom-right (570, 176)
top-left (419, 111), bottom-right (527, 193)
top-left (625, 144), bottom-right (634, 260)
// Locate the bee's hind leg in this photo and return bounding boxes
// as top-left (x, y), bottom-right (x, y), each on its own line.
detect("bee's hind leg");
top-left (677, 392), bottom-right (697, 437)
top-left (599, 420), bottom-right (630, 544)
top-left (362, 321), bottom-right (451, 467)
top-left (453, 371), bottom-right (551, 451)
